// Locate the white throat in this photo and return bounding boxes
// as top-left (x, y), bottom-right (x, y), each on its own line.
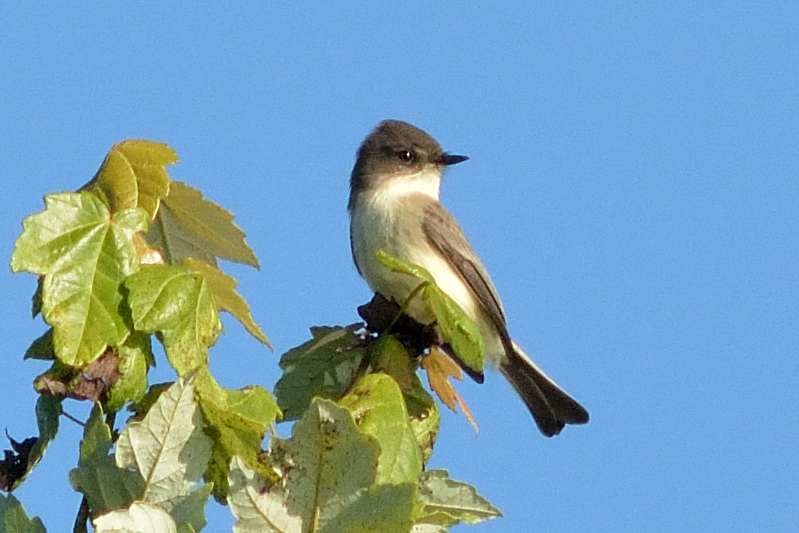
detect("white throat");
top-left (369, 167), bottom-right (442, 203)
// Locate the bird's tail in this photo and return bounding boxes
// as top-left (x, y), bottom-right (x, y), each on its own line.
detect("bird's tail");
top-left (499, 342), bottom-right (589, 437)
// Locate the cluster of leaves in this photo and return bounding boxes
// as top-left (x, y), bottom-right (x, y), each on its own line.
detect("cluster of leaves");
top-left (2, 140), bottom-right (501, 531)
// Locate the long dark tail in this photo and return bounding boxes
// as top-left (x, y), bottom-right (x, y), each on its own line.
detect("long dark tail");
top-left (500, 342), bottom-right (589, 437)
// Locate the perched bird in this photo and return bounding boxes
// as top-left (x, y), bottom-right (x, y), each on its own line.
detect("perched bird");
top-left (348, 120), bottom-right (589, 436)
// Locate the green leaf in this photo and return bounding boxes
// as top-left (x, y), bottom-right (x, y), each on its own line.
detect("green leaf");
top-left (195, 370), bottom-right (279, 501)
top-left (368, 335), bottom-right (441, 460)
top-left (70, 405), bottom-right (144, 515)
top-left (376, 250), bottom-right (485, 374)
top-left (168, 482), bottom-right (213, 533)
top-left (229, 399), bottom-right (416, 533)
top-left (125, 264), bottom-right (221, 375)
top-left (0, 493), bottom-right (45, 533)
top-left (21, 395), bottom-right (61, 487)
top-left (115, 378), bottom-right (212, 521)
top-left (105, 333), bottom-right (152, 411)
top-left (0, 396), bottom-right (60, 491)
top-left (339, 374), bottom-right (423, 485)
top-left (146, 181), bottom-right (258, 267)
top-left (93, 502), bottom-right (178, 533)
top-left (11, 192), bottom-right (149, 365)
top-left (24, 328), bottom-right (54, 360)
top-left (404, 378), bottom-right (440, 462)
top-left (274, 324), bottom-right (366, 420)
top-left (88, 140), bottom-right (178, 217)
top-left (184, 258), bottom-right (270, 347)
top-left (414, 470), bottom-right (501, 527)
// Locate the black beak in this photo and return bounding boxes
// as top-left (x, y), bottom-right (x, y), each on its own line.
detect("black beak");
top-left (437, 153), bottom-right (469, 166)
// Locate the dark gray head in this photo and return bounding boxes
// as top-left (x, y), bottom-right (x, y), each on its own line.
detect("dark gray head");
top-left (348, 120), bottom-right (468, 210)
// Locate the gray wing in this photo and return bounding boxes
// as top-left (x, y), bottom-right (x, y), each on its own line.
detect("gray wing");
top-left (422, 201), bottom-right (513, 352)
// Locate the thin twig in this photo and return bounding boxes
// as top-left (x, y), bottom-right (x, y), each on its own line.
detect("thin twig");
top-left (61, 410), bottom-right (85, 427)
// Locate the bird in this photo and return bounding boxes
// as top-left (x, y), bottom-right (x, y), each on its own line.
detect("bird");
top-left (348, 119), bottom-right (588, 436)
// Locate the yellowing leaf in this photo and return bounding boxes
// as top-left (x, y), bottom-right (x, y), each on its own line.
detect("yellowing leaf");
top-left (89, 139), bottom-right (178, 217)
top-left (184, 258), bottom-right (270, 347)
top-left (421, 348), bottom-right (478, 433)
top-left (125, 264), bottom-right (221, 375)
top-left (375, 250), bottom-right (484, 376)
top-left (147, 181), bottom-right (258, 267)
top-left (11, 192), bottom-right (148, 365)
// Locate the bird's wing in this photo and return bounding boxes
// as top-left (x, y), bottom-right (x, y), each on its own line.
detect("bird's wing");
top-left (422, 201), bottom-right (512, 349)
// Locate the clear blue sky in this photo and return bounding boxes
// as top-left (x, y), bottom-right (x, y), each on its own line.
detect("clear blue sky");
top-left (2, 3), bottom-right (797, 532)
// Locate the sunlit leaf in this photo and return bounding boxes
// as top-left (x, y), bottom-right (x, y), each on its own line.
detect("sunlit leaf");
top-left (339, 374), bottom-right (423, 485)
top-left (11, 192), bottom-right (148, 365)
top-left (368, 335), bottom-right (440, 460)
top-left (195, 369), bottom-right (279, 501)
top-left (115, 378), bottom-right (212, 521)
top-left (0, 493), bottom-right (45, 533)
top-left (147, 181), bottom-right (258, 267)
top-left (93, 502), bottom-right (177, 533)
top-left (125, 264), bottom-right (221, 375)
top-left (421, 347), bottom-right (478, 432)
top-left (70, 405), bottom-right (144, 515)
top-left (376, 250), bottom-right (484, 375)
top-left (274, 324), bottom-right (366, 420)
top-left (229, 399), bottom-right (416, 532)
top-left (184, 258), bottom-right (270, 347)
top-left (414, 470), bottom-right (501, 527)
top-left (88, 140), bottom-right (178, 217)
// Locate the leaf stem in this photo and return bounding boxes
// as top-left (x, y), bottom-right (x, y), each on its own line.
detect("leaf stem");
top-left (385, 281), bottom-right (428, 334)
top-left (72, 496), bottom-right (89, 533)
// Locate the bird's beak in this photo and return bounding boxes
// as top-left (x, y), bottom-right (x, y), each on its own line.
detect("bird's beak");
top-left (437, 153), bottom-right (469, 166)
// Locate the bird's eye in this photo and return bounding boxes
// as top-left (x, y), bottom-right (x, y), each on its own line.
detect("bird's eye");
top-left (396, 150), bottom-right (415, 163)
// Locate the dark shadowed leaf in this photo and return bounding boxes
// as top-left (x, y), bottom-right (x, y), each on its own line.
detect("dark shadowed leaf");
top-left (274, 324), bottom-right (366, 420)
top-left (23, 328), bottom-right (54, 360)
top-left (69, 405), bottom-right (143, 515)
top-left (0, 395), bottom-right (60, 492)
top-left (146, 181), bottom-right (258, 267)
top-left (0, 494), bottom-right (45, 533)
